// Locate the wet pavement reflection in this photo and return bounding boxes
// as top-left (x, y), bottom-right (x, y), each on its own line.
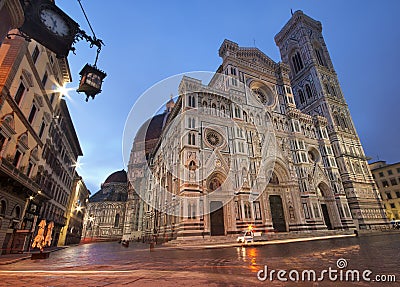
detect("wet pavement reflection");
top-left (0, 233), bottom-right (399, 286)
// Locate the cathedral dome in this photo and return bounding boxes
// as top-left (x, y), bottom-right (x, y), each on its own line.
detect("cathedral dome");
top-left (134, 112), bottom-right (170, 156)
top-left (135, 112), bottom-right (167, 143)
top-left (104, 170), bottom-right (127, 184)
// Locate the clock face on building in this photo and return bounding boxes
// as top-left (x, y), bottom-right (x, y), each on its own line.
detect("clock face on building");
top-left (19, 0), bottom-right (80, 57)
top-left (40, 8), bottom-right (70, 37)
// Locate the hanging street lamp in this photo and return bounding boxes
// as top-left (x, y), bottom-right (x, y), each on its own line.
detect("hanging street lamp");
top-left (16, 0), bottom-right (107, 101)
top-left (76, 64), bottom-right (106, 101)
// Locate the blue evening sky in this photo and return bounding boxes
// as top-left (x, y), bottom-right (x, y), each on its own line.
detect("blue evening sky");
top-left (56, 0), bottom-right (400, 194)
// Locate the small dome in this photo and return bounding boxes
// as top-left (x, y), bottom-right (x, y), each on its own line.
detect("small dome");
top-left (104, 170), bottom-right (127, 184)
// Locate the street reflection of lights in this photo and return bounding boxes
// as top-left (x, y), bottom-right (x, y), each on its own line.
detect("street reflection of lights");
top-left (241, 247), bottom-right (246, 260)
top-left (248, 248), bottom-right (259, 272)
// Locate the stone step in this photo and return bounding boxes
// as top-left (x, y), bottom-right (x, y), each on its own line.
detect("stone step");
top-left (163, 230), bottom-right (354, 247)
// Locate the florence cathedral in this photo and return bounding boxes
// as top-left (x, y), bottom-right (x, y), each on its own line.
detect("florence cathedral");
top-left (100, 11), bottom-right (387, 243)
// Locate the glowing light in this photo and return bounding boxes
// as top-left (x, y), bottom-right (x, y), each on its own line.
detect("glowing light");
top-left (29, 195), bottom-right (34, 200)
top-left (247, 224), bottom-right (253, 231)
top-left (76, 205), bottom-right (83, 212)
top-left (71, 160), bottom-right (83, 170)
top-left (37, 190), bottom-right (42, 194)
top-left (52, 83), bottom-right (76, 101)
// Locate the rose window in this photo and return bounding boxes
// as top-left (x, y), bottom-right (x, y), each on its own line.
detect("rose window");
top-left (205, 129), bottom-right (223, 148)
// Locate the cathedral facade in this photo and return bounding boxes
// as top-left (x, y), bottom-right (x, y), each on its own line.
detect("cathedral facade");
top-left (123, 11), bottom-right (387, 241)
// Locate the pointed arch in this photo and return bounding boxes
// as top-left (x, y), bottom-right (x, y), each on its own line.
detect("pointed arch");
top-left (305, 84), bottom-right (313, 99)
top-left (207, 172), bottom-right (226, 192)
top-left (298, 89), bottom-right (305, 104)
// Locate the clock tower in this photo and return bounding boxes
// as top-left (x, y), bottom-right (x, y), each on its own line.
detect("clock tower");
top-left (275, 10), bottom-right (387, 229)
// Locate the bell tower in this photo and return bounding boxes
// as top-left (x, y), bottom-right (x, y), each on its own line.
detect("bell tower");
top-left (275, 10), bottom-right (387, 229)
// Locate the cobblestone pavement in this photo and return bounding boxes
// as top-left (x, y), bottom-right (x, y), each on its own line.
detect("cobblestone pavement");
top-left (0, 233), bottom-right (398, 286)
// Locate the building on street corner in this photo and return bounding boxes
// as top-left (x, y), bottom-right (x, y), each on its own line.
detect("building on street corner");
top-left (37, 97), bottom-right (83, 246)
top-left (0, 30), bottom-right (83, 253)
top-left (369, 161), bottom-right (400, 221)
top-left (58, 172), bottom-right (90, 246)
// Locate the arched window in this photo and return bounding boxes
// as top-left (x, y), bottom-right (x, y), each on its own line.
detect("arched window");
top-left (188, 160), bottom-right (196, 171)
top-left (202, 101), bottom-right (207, 108)
top-left (114, 213), bottom-right (120, 227)
top-left (334, 113), bottom-right (340, 127)
top-left (330, 85), bottom-right (337, 97)
top-left (341, 115), bottom-right (348, 129)
top-left (188, 117), bottom-right (195, 129)
top-left (305, 85), bottom-right (313, 99)
top-left (211, 103), bottom-right (217, 116)
top-left (220, 105), bottom-right (225, 116)
top-left (298, 90), bottom-right (305, 104)
top-left (315, 48), bottom-right (325, 66)
top-left (234, 106), bottom-right (241, 118)
top-left (101, 210), bottom-right (106, 223)
top-left (188, 95), bottom-right (195, 107)
top-left (292, 51), bottom-right (304, 73)
top-left (13, 150), bottom-right (22, 167)
top-left (0, 200), bottom-right (6, 216)
top-left (324, 83), bottom-right (331, 95)
top-left (244, 202), bottom-right (252, 219)
top-left (188, 133), bottom-right (195, 145)
top-left (274, 119), bottom-right (278, 129)
top-left (242, 168), bottom-right (249, 183)
top-left (243, 111), bottom-right (248, 122)
top-left (14, 205), bottom-right (21, 218)
top-left (192, 203), bottom-right (196, 219)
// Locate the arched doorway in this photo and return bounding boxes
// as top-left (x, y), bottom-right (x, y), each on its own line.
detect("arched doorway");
top-left (318, 183), bottom-right (333, 230)
top-left (210, 201), bottom-right (224, 235)
top-left (321, 204), bottom-right (332, 230)
top-left (269, 195), bottom-right (287, 232)
top-left (208, 175), bottom-right (225, 236)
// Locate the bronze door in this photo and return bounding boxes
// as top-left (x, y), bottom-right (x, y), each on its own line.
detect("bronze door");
top-left (210, 201), bottom-right (224, 236)
top-left (321, 204), bottom-right (333, 230)
top-left (269, 195), bottom-right (287, 232)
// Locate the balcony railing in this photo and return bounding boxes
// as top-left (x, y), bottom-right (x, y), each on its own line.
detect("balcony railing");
top-left (0, 157), bottom-right (40, 192)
